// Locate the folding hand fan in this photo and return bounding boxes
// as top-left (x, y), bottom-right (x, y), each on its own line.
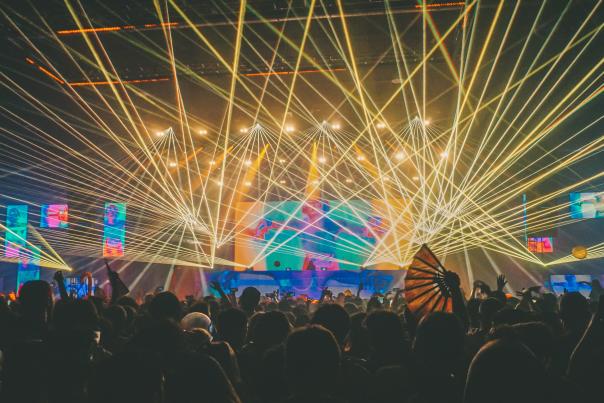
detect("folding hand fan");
top-left (404, 244), bottom-right (454, 318)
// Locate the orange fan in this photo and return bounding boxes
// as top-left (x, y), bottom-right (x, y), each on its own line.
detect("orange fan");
top-left (404, 244), bottom-right (453, 319)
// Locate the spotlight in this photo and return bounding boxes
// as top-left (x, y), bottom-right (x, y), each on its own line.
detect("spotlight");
top-left (244, 181), bottom-right (252, 187)
top-left (383, 176), bottom-right (391, 182)
top-left (215, 179), bottom-right (223, 186)
top-left (440, 151), bottom-right (449, 159)
top-left (168, 161), bottom-right (177, 168)
top-left (331, 123), bottom-right (341, 130)
top-left (239, 127), bottom-right (249, 134)
top-left (279, 158), bottom-right (286, 164)
top-left (244, 160), bottom-right (252, 166)
top-left (318, 156), bottom-right (327, 164)
top-left (376, 122), bottom-right (386, 129)
top-left (424, 119), bottom-right (431, 126)
top-left (345, 178), bottom-right (353, 183)
top-left (312, 179), bottom-right (320, 185)
top-left (356, 155), bottom-right (365, 161)
top-left (279, 180), bottom-right (286, 184)
top-left (394, 151), bottom-right (406, 161)
top-left (412, 176), bottom-right (420, 181)
top-left (285, 125), bottom-right (295, 133)
top-left (155, 130), bottom-right (165, 137)
top-left (209, 160), bottom-right (216, 165)
top-left (199, 129), bottom-right (208, 135)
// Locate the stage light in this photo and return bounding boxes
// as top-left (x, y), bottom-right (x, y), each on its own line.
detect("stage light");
top-left (318, 156), bottom-right (327, 164)
top-left (376, 122), bottom-right (386, 129)
top-left (394, 151), bottom-right (406, 161)
top-left (412, 176), bottom-right (420, 181)
top-left (244, 160), bottom-right (252, 166)
top-left (279, 158), bottom-right (285, 163)
top-left (168, 161), bottom-right (177, 168)
top-left (199, 129), bottom-right (208, 135)
top-left (424, 119), bottom-right (431, 126)
top-left (331, 123), bottom-right (341, 130)
top-left (155, 131), bottom-right (165, 137)
top-left (244, 181), bottom-right (252, 187)
top-left (440, 151), bottom-right (449, 159)
top-left (209, 160), bottom-right (216, 165)
top-left (383, 176), bottom-right (391, 182)
top-left (345, 178), bottom-right (353, 183)
top-left (215, 179), bottom-right (223, 186)
top-left (279, 180), bottom-right (286, 184)
top-left (312, 179), bottom-right (320, 185)
top-left (285, 125), bottom-right (295, 133)
top-left (239, 127), bottom-right (249, 134)
top-left (356, 155), bottom-right (365, 161)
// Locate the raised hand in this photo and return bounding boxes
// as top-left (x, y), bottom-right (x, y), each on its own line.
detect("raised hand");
top-left (444, 270), bottom-right (461, 290)
top-left (496, 274), bottom-right (507, 291)
top-left (53, 270), bottom-right (64, 283)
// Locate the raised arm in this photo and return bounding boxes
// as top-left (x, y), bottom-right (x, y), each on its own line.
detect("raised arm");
top-left (105, 259), bottom-right (129, 304)
top-left (444, 270), bottom-right (469, 330)
top-left (209, 281), bottom-right (232, 307)
top-left (53, 270), bottom-right (69, 300)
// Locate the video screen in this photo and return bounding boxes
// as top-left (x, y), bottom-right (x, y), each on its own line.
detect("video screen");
top-left (16, 249), bottom-right (40, 290)
top-left (103, 202), bottom-right (126, 257)
top-left (40, 204), bottom-right (69, 228)
top-left (569, 192), bottom-right (604, 218)
top-left (5, 205), bottom-right (28, 258)
top-left (549, 274), bottom-right (603, 298)
top-left (527, 237), bottom-right (553, 253)
top-left (64, 276), bottom-right (98, 299)
top-left (235, 199), bottom-right (405, 270)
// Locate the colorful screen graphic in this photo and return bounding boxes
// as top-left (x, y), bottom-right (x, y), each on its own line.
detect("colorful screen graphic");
top-left (5, 205), bottom-right (28, 258)
top-left (527, 237), bottom-right (553, 253)
top-left (235, 199), bottom-right (405, 271)
top-left (40, 204), bottom-right (69, 228)
top-left (570, 192), bottom-right (604, 218)
top-left (549, 274), bottom-right (604, 298)
top-left (17, 249), bottom-right (40, 290)
top-left (64, 276), bottom-right (98, 299)
top-left (103, 202), bottom-right (126, 257)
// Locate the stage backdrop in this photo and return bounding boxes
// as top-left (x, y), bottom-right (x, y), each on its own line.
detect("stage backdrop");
top-left (234, 199), bottom-right (412, 271)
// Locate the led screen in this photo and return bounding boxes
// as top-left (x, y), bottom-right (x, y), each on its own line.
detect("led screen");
top-left (5, 205), bottom-right (28, 258)
top-left (527, 237), bottom-right (553, 253)
top-left (40, 204), bottom-right (69, 228)
top-left (16, 249), bottom-right (40, 290)
top-left (549, 274), bottom-right (603, 298)
top-left (103, 202), bottom-right (126, 257)
top-left (235, 199), bottom-right (406, 270)
top-left (570, 192), bottom-right (604, 218)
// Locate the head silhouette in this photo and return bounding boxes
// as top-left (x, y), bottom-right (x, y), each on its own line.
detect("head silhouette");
top-left (215, 308), bottom-right (248, 351)
top-left (464, 338), bottom-right (548, 403)
top-left (413, 312), bottom-right (464, 374)
top-left (311, 303), bottom-right (350, 346)
top-left (18, 280), bottom-right (53, 322)
top-left (149, 291), bottom-right (182, 322)
top-left (478, 297), bottom-right (504, 331)
top-left (285, 325), bottom-right (341, 398)
top-left (53, 298), bottom-right (99, 332)
top-left (559, 291), bottom-right (590, 333)
top-left (251, 310), bottom-right (291, 351)
top-left (365, 310), bottom-right (405, 353)
top-left (180, 312), bottom-right (211, 331)
top-left (239, 287), bottom-right (261, 315)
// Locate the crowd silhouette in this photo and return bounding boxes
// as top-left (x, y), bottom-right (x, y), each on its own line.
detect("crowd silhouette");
top-left (0, 266), bottom-right (602, 403)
